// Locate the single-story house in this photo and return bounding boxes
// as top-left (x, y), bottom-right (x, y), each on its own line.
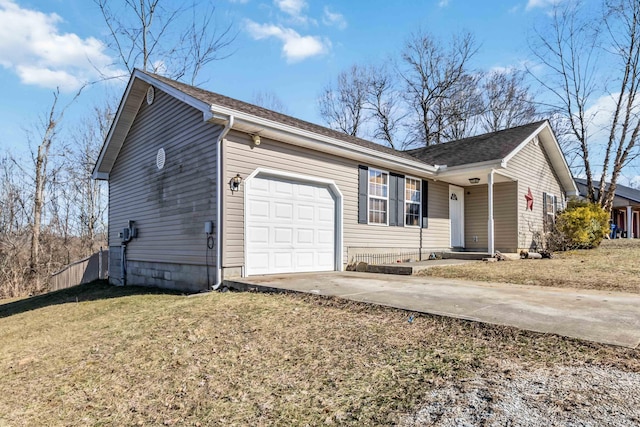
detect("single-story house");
top-left (575, 178), bottom-right (640, 239)
top-left (92, 70), bottom-right (578, 291)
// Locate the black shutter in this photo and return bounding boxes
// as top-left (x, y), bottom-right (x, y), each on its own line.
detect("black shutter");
top-left (358, 165), bottom-right (368, 224)
top-left (542, 192), bottom-right (548, 216)
top-left (389, 174), bottom-right (397, 226)
top-left (389, 173), bottom-right (404, 227)
top-left (397, 175), bottom-right (405, 227)
top-left (421, 180), bottom-right (429, 228)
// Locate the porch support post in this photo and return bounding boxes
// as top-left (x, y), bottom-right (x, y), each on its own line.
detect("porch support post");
top-left (627, 205), bottom-right (633, 239)
top-left (488, 170), bottom-right (495, 256)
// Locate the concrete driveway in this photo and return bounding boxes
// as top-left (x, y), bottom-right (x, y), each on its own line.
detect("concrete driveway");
top-left (227, 271), bottom-right (640, 348)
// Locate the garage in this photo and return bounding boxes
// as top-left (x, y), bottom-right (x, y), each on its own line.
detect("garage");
top-left (245, 172), bottom-right (339, 275)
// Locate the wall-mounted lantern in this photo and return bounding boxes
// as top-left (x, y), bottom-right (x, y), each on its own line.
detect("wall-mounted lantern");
top-left (229, 173), bottom-right (243, 193)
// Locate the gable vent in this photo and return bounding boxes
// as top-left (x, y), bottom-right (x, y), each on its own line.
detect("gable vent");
top-left (156, 148), bottom-right (166, 170)
top-left (146, 86), bottom-right (155, 105)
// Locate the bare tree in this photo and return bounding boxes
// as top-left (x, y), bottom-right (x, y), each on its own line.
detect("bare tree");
top-left (365, 62), bottom-right (407, 149)
top-left (597, 0), bottom-right (640, 210)
top-left (529, 0), bottom-right (640, 210)
top-left (251, 90), bottom-right (289, 114)
top-left (480, 69), bottom-right (538, 133)
top-left (95, 0), bottom-right (235, 83)
top-left (439, 72), bottom-right (484, 141)
top-left (400, 29), bottom-right (478, 146)
top-left (318, 64), bottom-right (370, 137)
top-left (67, 105), bottom-right (111, 254)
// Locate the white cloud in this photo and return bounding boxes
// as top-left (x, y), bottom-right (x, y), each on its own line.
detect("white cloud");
top-left (245, 20), bottom-right (329, 62)
top-left (275, 0), bottom-right (307, 17)
top-left (0, 0), bottom-right (117, 91)
top-left (438, 0), bottom-right (450, 7)
top-left (322, 6), bottom-right (346, 29)
top-left (525, 0), bottom-right (563, 11)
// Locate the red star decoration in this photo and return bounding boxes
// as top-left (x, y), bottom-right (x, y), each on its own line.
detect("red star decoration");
top-left (525, 187), bottom-right (534, 211)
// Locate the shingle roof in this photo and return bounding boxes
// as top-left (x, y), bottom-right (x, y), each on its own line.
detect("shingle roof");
top-left (141, 70), bottom-right (420, 163)
top-left (575, 178), bottom-right (640, 203)
top-left (404, 120), bottom-right (548, 167)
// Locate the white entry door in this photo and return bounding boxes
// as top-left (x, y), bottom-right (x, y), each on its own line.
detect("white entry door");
top-left (245, 175), bottom-right (336, 275)
top-left (449, 185), bottom-right (465, 248)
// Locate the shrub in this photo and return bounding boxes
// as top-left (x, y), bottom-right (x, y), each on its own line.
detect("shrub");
top-left (552, 200), bottom-right (609, 249)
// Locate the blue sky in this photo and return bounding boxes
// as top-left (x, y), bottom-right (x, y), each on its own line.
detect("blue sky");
top-left (2, 0), bottom-right (637, 185)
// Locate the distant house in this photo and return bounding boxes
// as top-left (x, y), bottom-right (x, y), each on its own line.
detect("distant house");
top-left (92, 70), bottom-right (578, 291)
top-left (575, 178), bottom-right (640, 239)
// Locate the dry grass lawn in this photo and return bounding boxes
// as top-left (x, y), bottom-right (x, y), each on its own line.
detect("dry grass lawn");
top-left (420, 239), bottom-right (640, 293)
top-left (1, 281), bottom-right (639, 425)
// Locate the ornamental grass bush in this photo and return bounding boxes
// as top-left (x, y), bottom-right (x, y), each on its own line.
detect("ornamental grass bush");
top-left (552, 200), bottom-right (609, 250)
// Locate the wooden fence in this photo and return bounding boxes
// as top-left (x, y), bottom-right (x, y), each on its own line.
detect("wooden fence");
top-left (49, 249), bottom-right (109, 291)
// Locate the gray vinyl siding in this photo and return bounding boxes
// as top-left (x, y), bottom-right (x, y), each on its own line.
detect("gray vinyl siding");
top-left (464, 182), bottom-right (518, 251)
top-left (222, 132), bottom-right (450, 268)
top-left (507, 139), bottom-right (564, 250)
top-left (423, 180), bottom-right (450, 248)
top-left (109, 88), bottom-right (220, 268)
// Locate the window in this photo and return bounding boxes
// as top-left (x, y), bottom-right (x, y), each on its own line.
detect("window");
top-left (368, 168), bottom-right (388, 224)
top-left (405, 177), bottom-right (421, 226)
top-left (543, 192), bottom-right (556, 231)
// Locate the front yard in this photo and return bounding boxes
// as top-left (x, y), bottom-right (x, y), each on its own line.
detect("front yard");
top-left (1, 278), bottom-right (639, 425)
top-left (420, 239), bottom-right (640, 293)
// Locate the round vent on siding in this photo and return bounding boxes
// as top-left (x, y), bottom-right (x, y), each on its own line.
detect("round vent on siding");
top-left (156, 148), bottom-right (166, 170)
top-left (146, 86), bottom-right (155, 105)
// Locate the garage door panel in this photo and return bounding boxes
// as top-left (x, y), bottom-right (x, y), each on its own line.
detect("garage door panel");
top-left (247, 226), bottom-right (269, 244)
top-left (248, 200), bottom-right (270, 217)
top-left (246, 175), bottom-right (336, 275)
top-left (274, 202), bottom-right (293, 220)
top-left (274, 252), bottom-right (293, 269)
top-left (296, 252), bottom-right (314, 267)
top-left (275, 180), bottom-right (293, 195)
top-left (296, 228), bottom-right (314, 244)
top-left (274, 227), bottom-right (293, 244)
top-left (297, 205), bottom-right (315, 221)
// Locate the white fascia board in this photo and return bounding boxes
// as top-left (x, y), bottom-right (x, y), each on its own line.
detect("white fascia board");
top-left (502, 120), bottom-right (579, 196)
top-left (435, 160), bottom-right (504, 176)
top-left (135, 71), bottom-right (212, 116)
top-left (502, 121), bottom-right (548, 165)
top-left (92, 73), bottom-right (141, 180)
top-left (211, 104), bottom-right (439, 176)
top-left (93, 171), bottom-right (109, 180)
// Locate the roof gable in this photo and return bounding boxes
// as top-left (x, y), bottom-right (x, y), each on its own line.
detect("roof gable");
top-left (404, 121), bottom-right (547, 167)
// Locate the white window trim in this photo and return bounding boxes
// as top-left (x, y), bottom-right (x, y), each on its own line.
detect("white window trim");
top-left (368, 167), bottom-right (389, 226)
top-left (545, 193), bottom-right (556, 219)
top-left (404, 175), bottom-right (421, 227)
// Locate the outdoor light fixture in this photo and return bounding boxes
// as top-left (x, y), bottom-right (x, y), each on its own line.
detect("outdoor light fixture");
top-left (229, 173), bottom-right (243, 193)
top-left (468, 177), bottom-right (480, 184)
top-left (252, 134), bottom-right (261, 145)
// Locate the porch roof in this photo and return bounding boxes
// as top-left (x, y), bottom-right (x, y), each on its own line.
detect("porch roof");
top-left (404, 121), bottom-right (547, 167)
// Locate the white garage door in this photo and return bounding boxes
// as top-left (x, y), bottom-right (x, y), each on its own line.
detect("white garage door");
top-left (246, 175), bottom-right (336, 275)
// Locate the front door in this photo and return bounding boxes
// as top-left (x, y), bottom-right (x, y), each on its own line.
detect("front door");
top-left (449, 185), bottom-right (464, 248)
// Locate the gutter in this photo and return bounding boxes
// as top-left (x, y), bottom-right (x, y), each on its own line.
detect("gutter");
top-left (213, 113), bottom-right (234, 290)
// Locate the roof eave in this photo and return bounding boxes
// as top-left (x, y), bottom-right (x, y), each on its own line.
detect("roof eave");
top-left (210, 104), bottom-right (439, 176)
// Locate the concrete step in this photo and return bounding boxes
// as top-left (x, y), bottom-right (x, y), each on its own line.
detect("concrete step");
top-left (441, 251), bottom-right (491, 260)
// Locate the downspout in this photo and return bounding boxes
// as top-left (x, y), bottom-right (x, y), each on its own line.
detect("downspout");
top-left (487, 169), bottom-right (495, 256)
top-left (213, 114), bottom-right (234, 290)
